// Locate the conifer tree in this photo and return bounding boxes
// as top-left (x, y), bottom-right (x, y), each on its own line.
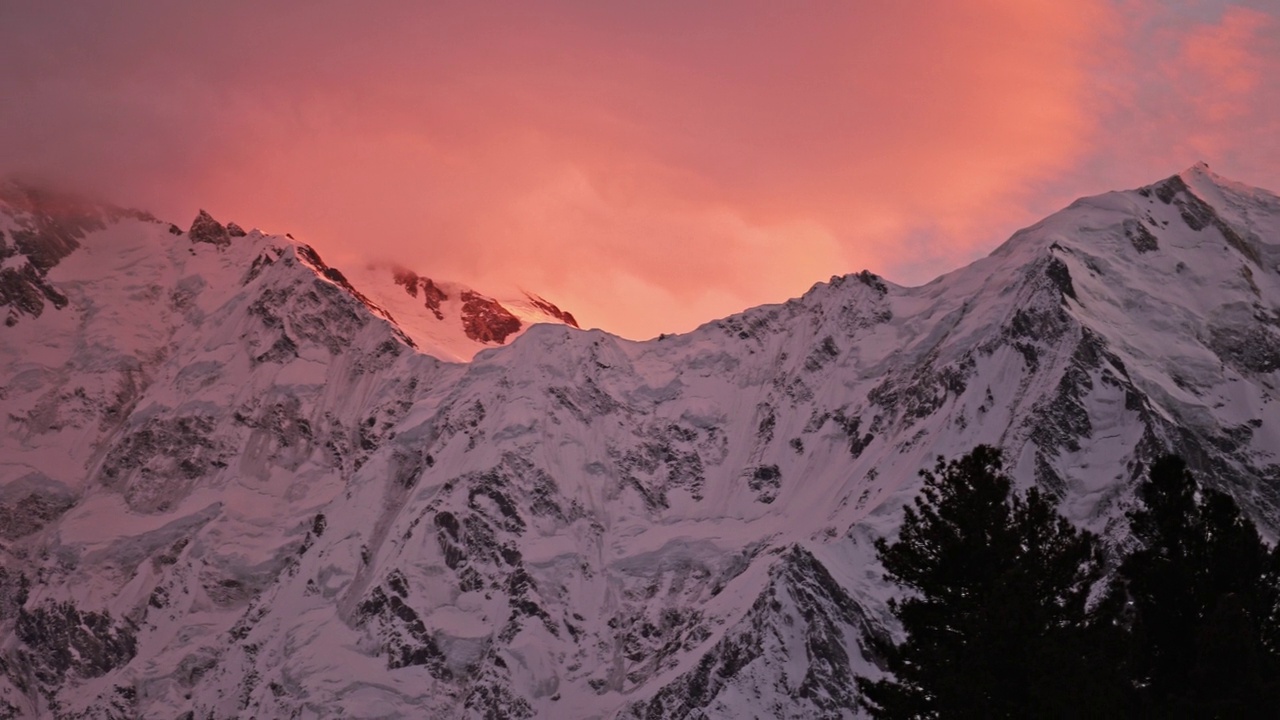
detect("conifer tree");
top-left (857, 446), bottom-right (1125, 719)
top-left (1114, 455), bottom-right (1280, 716)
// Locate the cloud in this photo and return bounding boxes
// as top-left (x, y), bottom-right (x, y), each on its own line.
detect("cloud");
top-left (999, 1), bottom-right (1280, 242)
top-left (1169, 6), bottom-right (1279, 154)
top-left (6, 2), bottom-right (1275, 339)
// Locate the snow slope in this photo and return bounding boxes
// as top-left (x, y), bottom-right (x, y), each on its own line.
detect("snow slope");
top-left (1, 164), bottom-right (1278, 718)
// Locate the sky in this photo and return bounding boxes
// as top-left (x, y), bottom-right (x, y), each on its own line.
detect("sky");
top-left (1, 1), bottom-right (1277, 339)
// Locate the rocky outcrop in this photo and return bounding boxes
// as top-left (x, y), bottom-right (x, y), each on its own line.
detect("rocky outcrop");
top-left (460, 291), bottom-right (522, 343)
top-left (15, 601), bottom-right (138, 686)
top-left (188, 210), bottom-right (231, 247)
top-left (525, 293), bottom-right (579, 328)
top-left (0, 182), bottom-right (128, 324)
top-left (0, 485), bottom-right (75, 540)
top-left (0, 261), bottom-right (68, 325)
top-left (3, 166), bottom-right (1280, 718)
top-left (392, 268), bottom-right (449, 320)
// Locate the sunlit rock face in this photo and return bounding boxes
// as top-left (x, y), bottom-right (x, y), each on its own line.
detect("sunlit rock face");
top-left (459, 290), bottom-right (523, 344)
top-left (1, 165), bottom-right (1279, 718)
top-left (392, 268), bottom-right (448, 320)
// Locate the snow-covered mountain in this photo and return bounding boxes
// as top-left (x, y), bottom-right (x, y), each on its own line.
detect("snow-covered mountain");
top-left (1, 164), bottom-right (1277, 718)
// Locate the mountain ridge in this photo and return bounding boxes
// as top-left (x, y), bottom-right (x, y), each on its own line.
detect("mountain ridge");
top-left (0, 186), bottom-right (579, 362)
top-left (0, 166), bottom-right (1277, 718)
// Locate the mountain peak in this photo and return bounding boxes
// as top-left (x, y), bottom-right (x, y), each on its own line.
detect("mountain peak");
top-left (188, 209), bottom-right (233, 247)
top-left (4, 168), bottom-right (1280, 717)
top-left (1181, 160), bottom-right (1214, 179)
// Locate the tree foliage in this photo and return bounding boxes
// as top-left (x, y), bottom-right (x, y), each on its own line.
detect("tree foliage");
top-left (1113, 455), bottom-right (1280, 717)
top-left (860, 449), bottom-right (1280, 719)
top-left (856, 446), bottom-right (1124, 719)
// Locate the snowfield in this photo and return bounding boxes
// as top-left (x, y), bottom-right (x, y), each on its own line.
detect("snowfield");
top-left (1, 164), bottom-right (1278, 718)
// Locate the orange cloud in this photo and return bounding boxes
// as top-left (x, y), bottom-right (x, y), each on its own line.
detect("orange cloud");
top-left (8, 2), bottom-right (1278, 340)
top-left (193, 1), bottom-right (1116, 337)
top-left (1018, 2), bottom-right (1280, 232)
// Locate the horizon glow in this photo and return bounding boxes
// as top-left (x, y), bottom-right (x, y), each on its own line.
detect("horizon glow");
top-left (1, 1), bottom-right (1277, 339)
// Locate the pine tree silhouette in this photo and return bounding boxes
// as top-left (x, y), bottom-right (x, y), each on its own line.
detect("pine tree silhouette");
top-left (1114, 455), bottom-right (1280, 717)
top-left (857, 446), bottom-right (1125, 719)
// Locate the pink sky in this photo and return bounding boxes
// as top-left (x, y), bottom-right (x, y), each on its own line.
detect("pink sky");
top-left (2, 1), bottom-right (1277, 339)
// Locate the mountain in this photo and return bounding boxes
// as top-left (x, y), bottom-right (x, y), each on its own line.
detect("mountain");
top-left (0, 164), bottom-right (1277, 718)
top-left (0, 185), bottom-right (578, 362)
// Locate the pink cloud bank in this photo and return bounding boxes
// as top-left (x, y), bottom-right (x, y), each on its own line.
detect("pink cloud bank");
top-left (0, 2), bottom-right (1275, 338)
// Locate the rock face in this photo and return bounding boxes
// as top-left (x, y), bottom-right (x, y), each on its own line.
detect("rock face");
top-left (526, 293), bottom-right (579, 328)
top-left (460, 290), bottom-right (523, 343)
top-left (0, 181), bottom-right (152, 325)
top-left (392, 268), bottom-right (448, 320)
top-left (188, 209), bottom-right (231, 247)
top-left (373, 266), bottom-right (579, 359)
top-left (1, 165), bottom-right (1279, 718)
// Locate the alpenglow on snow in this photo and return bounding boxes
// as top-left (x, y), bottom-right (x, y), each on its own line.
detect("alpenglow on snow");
top-left (0, 164), bottom-right (1278, 718)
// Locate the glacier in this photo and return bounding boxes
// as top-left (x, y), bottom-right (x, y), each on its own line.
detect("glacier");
top-left (0, 164), bottom-right (1278, 718)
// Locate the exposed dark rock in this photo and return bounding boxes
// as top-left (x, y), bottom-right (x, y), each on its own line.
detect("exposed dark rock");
top-left (203, 575), bottom-right (256, 607)
top-left (188, 210), bottom-right (231, 247)
top-left (717, 309), bottom-right (782, 344)
top-left (461, 291), bottom-right (522, 344)
top-left (0, 567), bottom-right (30, 622)
top-left (97, 414), bottom-right (229, 513)
top-left (1044, 256), bottom-right (1077, 300)
top-left (614, 422), bottom-right (709, 507)
top-left (386, 569), bottom-right (409, 598)
top-left (249, 277), bottom-right (372, 357)
top-left (756, 404), bottom-right (776, 445)
top-left (392, 268), bottom-right (449, 320)
top-left (15, 601), bottom-right (137, 686)
top-left (0, 263), bottom-right (68, 322)
top-left (359, 586), bottom-right (456, 678)
top-left (0, 489), bottom-right (75, 540)
top-left (1028, 329), bottom-right (1104, 457)
top-left (1150, 174), bottom-right (1262, 265)
top-left (1124, 218), bottom-right (1159, 253)
top-left (468, 482), bottom-right (526, 534)
top-left (746, 465), bottom-right (782, 504)
top-left (253, 332), bottom-right (299, 365)
top-left (1209, 322), bottom-right (1280, 374)
top-left (832, 409), bottom-right (875, 459)
top-left (435, 511), bottom-right (467, 569)
top-left (803, 336), bottom-right (840, 372)
top-left (524, 292), bottom-right (579, 328)
top-left (294, 245), bottom-right (417, 348)
top-left (2, 188), bottom-right (100, 271)
top-left (0, 182), bottom-right (119, 322)
top-left (854, 269), bottom-right (889, 295)
top-left (548, 378), bottom-right (622, 423)
top-left (243, 251), bottom-right (275, 285)
top-left (226, 222), bottom-right (248, 237)
top-left (463, 678), bottom-right (535, 720)
top-left (294, 283), bottom-right (371, 354)
top-left (500, 567), bottom-right (557, 641)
